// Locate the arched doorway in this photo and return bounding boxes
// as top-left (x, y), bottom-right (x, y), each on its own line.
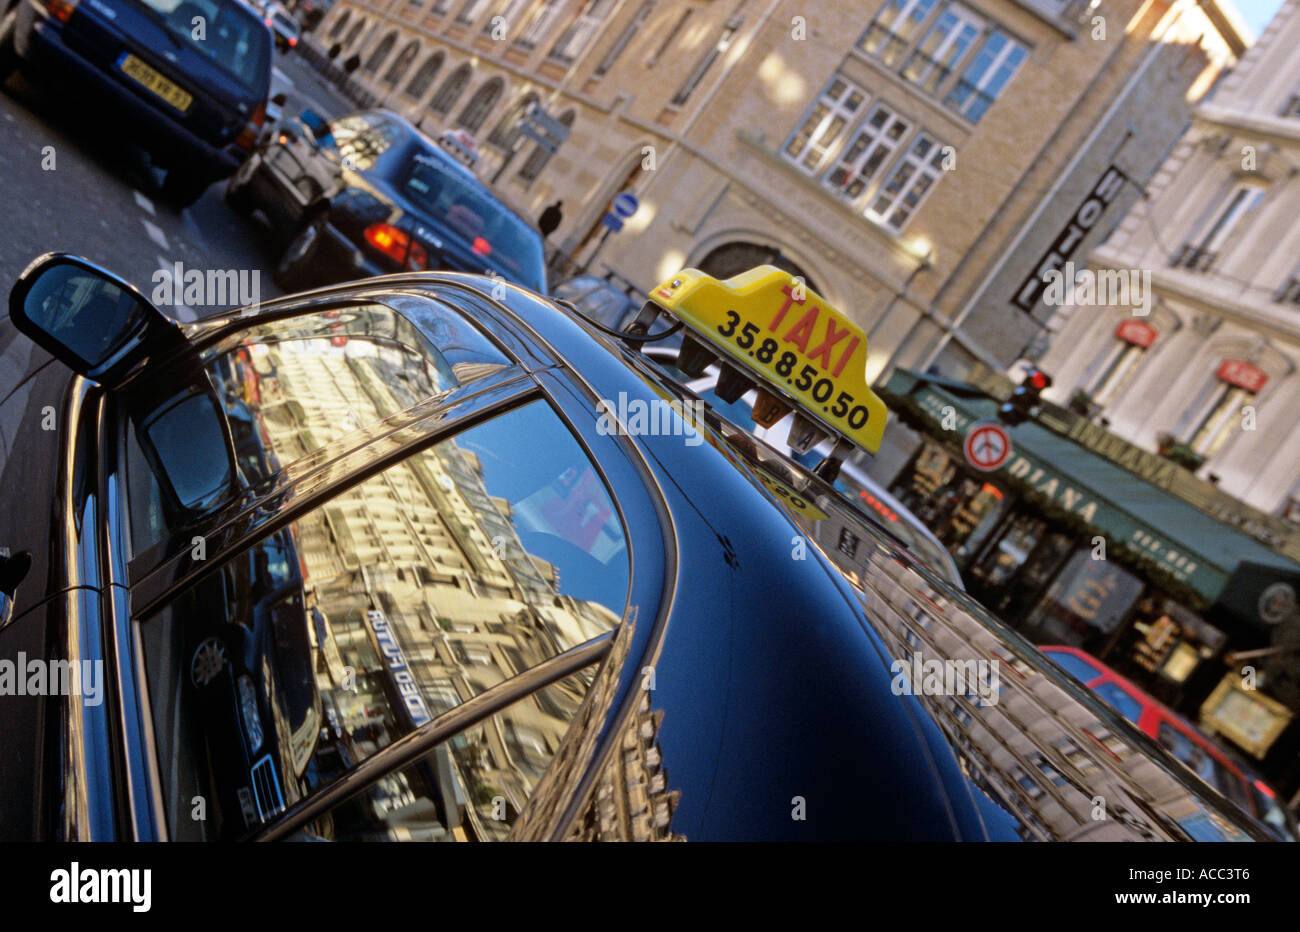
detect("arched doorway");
top-left (383, 40), bottom-right (420, 87)
top-left (517, 108), bottom-right (574, 184)
top-left (364, 30), bottom-right (398, 74)
top-left (429, 63), bottom-right (472, 118)
top-left (486, 91), bottom-right (538, 150)
top-left (457, 77), bottom-right (505, 133)
top-left (694, 241), bottom-right (821, 295)
top-left (404, 51), bottom-right (444, 100)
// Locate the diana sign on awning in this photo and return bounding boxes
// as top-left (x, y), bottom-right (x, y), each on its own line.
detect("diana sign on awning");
top-left (910, 388), bottom-right (1227, 600)
top-left (1013, 166), bottom-right (1129, 312)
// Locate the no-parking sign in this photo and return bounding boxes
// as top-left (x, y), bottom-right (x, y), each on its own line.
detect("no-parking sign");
top-left (964, 421), bottom-right (1012, 472)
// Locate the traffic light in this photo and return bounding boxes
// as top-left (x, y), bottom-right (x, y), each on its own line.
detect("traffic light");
top-left (998, 368), bottom-right (1052, 426)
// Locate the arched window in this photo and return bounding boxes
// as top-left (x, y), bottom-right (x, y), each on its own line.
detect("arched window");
top-left (344, 18), bottom-right (366, 49)
top-left (457, 77), bottom-right (504, 133)
top-left (364, 30), bottom-right (398, 74)
top-left (486, 91), bottom-right (538, 149)
top-left (429, 63), bottom-right (472, 116)
top-left (384, 40), bottom-right (420, 87)
top-left (405, 51), bottom-right (444, 99)
top-left (329, 8), bottom-right (351, 39)
top-left (517, 108), bottom-right (574, 183)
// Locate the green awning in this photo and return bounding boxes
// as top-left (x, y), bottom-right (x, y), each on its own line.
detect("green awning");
top-left (882, 370), bottom-right (1300, 625)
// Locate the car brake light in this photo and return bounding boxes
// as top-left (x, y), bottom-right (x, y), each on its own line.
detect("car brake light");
top-left (472, 236), bottom-right (491, 256)
top-left (265, 17), bottom-right (273, 26)
top-left (235, 102), bottom-right (268, 151)
top-left (47, 0), bottom-right (80, 21)
top-left (364, 223), bottom-right (428, 270)
top-left (289, 36), bottom-right (298, 46)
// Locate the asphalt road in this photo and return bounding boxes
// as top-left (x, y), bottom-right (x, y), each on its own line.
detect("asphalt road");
top-left (0, 45), bottom-right (352, 321)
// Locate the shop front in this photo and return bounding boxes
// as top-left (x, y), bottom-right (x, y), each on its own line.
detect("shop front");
top-left (879, 370), bottom-right (1300, 798)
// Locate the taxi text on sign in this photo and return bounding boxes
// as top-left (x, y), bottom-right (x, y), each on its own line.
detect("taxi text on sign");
top-left (649, 266), bottom-right (889, 454)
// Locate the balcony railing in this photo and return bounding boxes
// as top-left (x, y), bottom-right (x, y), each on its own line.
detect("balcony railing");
top-left (1169, 243), bottom-right (1217, 272)
top-left (858, 24), bottom-right (910, 66)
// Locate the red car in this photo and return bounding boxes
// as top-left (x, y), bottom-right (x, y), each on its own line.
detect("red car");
top-left (1042, 645), bottom-right (1296, 841)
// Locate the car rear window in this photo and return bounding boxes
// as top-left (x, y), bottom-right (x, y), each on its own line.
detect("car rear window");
top-left (1044, 649), bottom-right (1105, 686)
top-left (402, 153), bottom-right (547, 292)
top-left (127, 0), bottom-right (271, 94)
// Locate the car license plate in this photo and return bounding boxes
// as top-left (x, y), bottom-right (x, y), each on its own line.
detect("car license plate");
top-left (651, 267), bottom-right (889, 454)
top-left (117, 53), bottom-right (193, 112)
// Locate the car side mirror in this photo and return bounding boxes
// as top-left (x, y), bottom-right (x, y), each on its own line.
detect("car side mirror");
top-left (8, 253), bottom-right (184, 390)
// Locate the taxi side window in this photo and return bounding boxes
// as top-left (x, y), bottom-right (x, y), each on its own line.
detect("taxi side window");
top-left (123, 301), bottom-right (511, 562)
top-left (137, 399), bottom-right (628, 840)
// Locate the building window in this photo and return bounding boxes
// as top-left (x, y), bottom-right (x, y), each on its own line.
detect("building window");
top-left (456, 0), bottom-right (490, 26)
top-left (344, 18), bottom-right (367, 49)
top-left (784, 77), bottom-right (867, 174)
top-left (549, 0), bottom-right (615, 64)
top-left (483, 0), bottom-right (530, 36)
top-left (458, 77), bottom-right (504, 132)
top-left (670, 16), bottom-right (741, 106)
top-left (329, 8), bottom-right (351, 38)
top-left (432, 0), bottom-right (453, 13)
top-left (1089, 344), bottom-right (1144, 405)
top-left (1280, 92), bottom-right (1300, 118)
top-left (944, 28), bottom-right (1027, 122)
top-left (1181, 360), bottom-right (1268, 459)
top-left (383, 40), bottom-right (420, 87)
top-left (1275, 276), bottom-right (1300, 305)
top-left (517, 109), bottom-right (575, 183)
top-left (902, 4), bottom-right (984, 95)
top-left (867, 131), bottom-right (948, 230)
top-left (487, 91), bottom-right (539, 149)
top-left (429, 63), bottom-right (472, 116)
top-left (646, 8), bottom-right (691, 68)
top-left (594, 0), bottom-right (655, 77)
top-left (405, 51), bottom-right (444, 98)
top-left (515, 0), bottom-right (564, 50)
top-left (859, 0), bottom-right (939, 67)
top-left (822, 102), bottom-right (909, 202)
top-left (364, 30), bottom-right (398, 74)
top-left (1172, 181), bottom-right (1265, 271)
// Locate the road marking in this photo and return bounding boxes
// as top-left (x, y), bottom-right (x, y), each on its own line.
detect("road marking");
top-left (133, 190), bottom-right (156, 216)
top-left (155, 255), bottom-right (196, 322)
top-left (143, 220), bottom-right (169, 250)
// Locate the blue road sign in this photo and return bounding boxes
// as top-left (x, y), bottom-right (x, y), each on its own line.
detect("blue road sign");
top-left (601, 213), bottom-right (624, 232)
top-left (611, 191), bottom-right (639, 218)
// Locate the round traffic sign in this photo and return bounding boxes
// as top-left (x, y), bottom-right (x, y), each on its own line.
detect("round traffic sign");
top-left (964, 421), bottom-right (1012, 472)
top-left (612, 191), bottom-right (639, 218)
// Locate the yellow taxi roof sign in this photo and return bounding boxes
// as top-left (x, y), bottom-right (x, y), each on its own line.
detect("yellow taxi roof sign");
top-left (649, 266), bottom-right (889, 454)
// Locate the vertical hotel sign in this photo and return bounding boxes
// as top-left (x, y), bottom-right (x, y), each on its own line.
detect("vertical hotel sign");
top-left (365, 609), bottom-right (433, 728)
top-left (1013, 166), bottom-right (1129, 312)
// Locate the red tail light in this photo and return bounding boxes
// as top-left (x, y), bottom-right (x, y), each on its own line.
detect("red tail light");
top-left (47, 0), bottom-right (80, 21)
top-left (364, 223), bottom-right (428, 270)
top-left (289, 36), bottom-right (298, 47)
top-left (471, 236), bottom-right (491, 256)
top-left (265, 17), bottom-right (273, 25)
top-left (235, 101), bottom-right (267, 151)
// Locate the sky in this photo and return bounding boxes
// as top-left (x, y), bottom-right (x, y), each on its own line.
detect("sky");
top-left (1233, 0), bottom-right (1287, 36)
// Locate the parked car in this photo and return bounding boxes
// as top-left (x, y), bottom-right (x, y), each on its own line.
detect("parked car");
top-left (1041, 645), bottom-right (1297, 840)
top-left (264, 3), bottom-right (299, 52)
top-left (225, 108), bottom-right (547, 292)
top-left (0, 256), bottom-right (1272, 841)
top-left (552, 274), bottom-right (641, 332)
top-left (0, 0), bottom-right (275, 206)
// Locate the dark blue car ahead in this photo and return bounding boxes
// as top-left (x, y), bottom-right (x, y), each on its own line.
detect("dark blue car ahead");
top-left (224, 109), bottom-right (548, 294)
top-left (0, 0), bottom-right (274, 206)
